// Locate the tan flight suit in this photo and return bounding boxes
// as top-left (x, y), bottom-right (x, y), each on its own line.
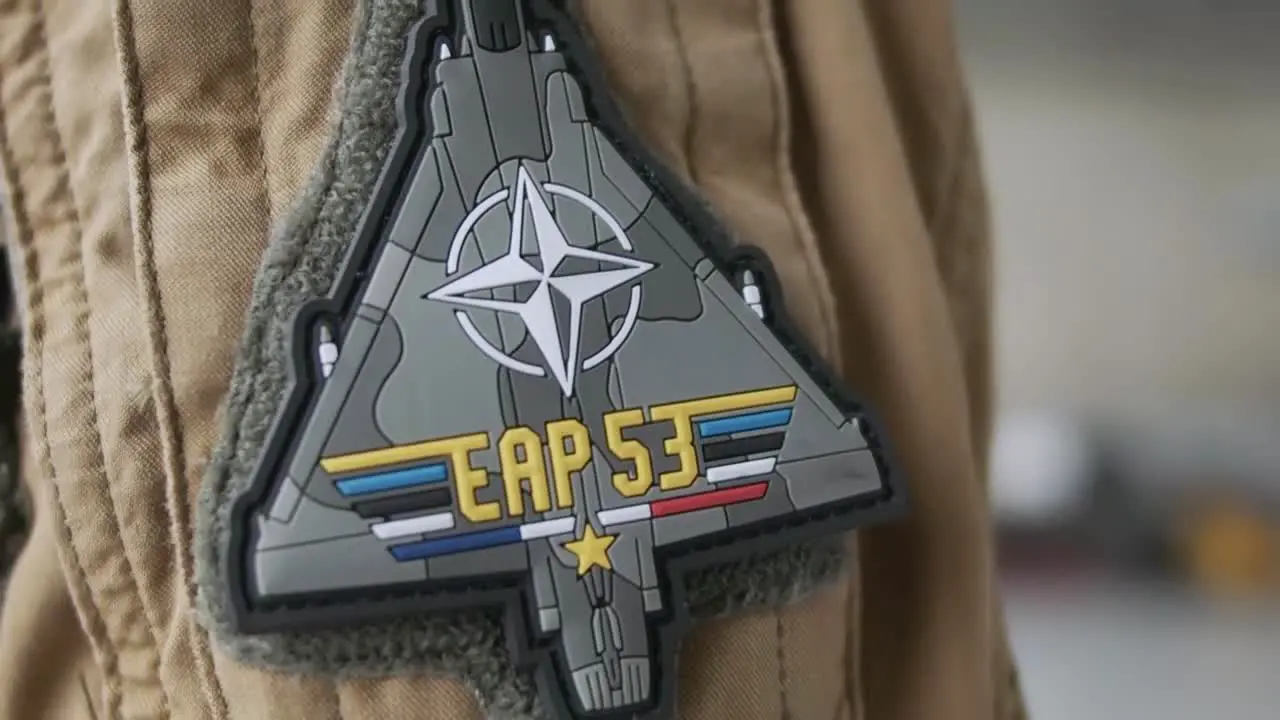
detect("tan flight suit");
top-left (0, 1), bottom-right (1025, 718)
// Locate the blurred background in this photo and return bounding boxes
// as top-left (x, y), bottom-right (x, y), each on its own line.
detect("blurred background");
top-left (956, 0), bottom-right (1280, 717)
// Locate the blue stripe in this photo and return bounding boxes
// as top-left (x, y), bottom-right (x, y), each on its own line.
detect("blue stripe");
top-left (697, 408), bottom-right (793, 438)
top-left (335, 462), bottom-right (448, 497)
top-left (389, 525), bottom-right (523, 561)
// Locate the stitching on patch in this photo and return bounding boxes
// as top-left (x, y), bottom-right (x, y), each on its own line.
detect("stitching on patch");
top-left (113, 0), bottom-right (231, 713)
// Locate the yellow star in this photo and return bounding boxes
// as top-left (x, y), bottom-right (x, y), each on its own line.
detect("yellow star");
top-left (562, 524), bottom-right (617, 576)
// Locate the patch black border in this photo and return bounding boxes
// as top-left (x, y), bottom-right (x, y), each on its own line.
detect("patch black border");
top-left (226, 2), bottom-right (907, 718)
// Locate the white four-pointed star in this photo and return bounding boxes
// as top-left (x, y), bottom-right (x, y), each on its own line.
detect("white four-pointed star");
top-left (426, 167), bottom-right (654, 396)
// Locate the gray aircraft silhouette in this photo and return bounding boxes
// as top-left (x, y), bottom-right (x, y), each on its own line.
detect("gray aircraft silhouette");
top-left (229, 1), bottom-right (898, 717)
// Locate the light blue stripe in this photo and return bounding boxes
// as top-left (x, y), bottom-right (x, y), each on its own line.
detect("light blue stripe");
top-left (335, 462), bottom-right (448, 496)
top-left (696, 408), bottom-right (793, 438)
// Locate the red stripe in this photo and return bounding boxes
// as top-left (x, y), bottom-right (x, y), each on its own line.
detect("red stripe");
top-left (650, 482), bottom-right (769, 518)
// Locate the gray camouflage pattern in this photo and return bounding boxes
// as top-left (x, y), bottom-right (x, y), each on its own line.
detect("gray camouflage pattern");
top-left (236, 2), bottom-right (890, 717)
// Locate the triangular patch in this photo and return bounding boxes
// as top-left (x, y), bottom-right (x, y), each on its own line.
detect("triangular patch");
top-left (227, 2), bottom-right (902, 717)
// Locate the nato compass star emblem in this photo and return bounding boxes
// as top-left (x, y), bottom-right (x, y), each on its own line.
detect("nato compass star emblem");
top-left (227, 1), bottom-right (902, 718)
top-left (426, 167), bottom-right (655, 397)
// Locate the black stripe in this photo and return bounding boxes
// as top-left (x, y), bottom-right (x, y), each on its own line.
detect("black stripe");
top-left (700, 431), bottom-right (786, 463)
top-left (353, 487), bottom-right (453, 518)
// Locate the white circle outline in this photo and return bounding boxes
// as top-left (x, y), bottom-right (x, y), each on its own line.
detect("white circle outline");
top-left (446, 188), bottom-right (509, 274)
top-left (437, 179), bottom-right (646, 378)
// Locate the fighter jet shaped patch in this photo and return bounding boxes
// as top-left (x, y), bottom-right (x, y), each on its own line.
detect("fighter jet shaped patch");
top-left (228, 1), bottom-right (902, 718)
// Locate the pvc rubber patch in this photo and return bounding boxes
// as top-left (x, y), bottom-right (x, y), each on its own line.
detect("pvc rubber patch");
top-left (227, 1), bottom-right (903, 717)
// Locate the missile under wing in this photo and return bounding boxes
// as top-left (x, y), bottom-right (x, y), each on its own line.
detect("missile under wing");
top-left (227, 1), bottom-right (902, 718)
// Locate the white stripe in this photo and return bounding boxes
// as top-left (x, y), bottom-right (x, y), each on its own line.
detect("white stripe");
top-left (706, 457), bottom-right (777, 484)
top-left (371, 511), bottom-right (455, 540)
top-left (520, 516), bottom-right (577, 541)
top-left (598, 504), bottom-right (652, 527)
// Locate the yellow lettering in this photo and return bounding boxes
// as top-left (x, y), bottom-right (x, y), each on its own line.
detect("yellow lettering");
top-left (603, 408), bottom-right (653, 497)
top-left (649, 385), bottom-right (798, 491)
top-left (646, 406), bottom-right (698, 491)
top-left (545, 419), bottom-right (589, 509)
top-left (447, 433), bottom-right (500, 524)
top-left (322, 432), bottom-right (500, 523)
top-left (498, 426), bottom-right (552, 515)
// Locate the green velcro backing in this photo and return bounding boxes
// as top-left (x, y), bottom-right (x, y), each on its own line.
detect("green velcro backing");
top-left (195, 2), bottom-right (846, 717)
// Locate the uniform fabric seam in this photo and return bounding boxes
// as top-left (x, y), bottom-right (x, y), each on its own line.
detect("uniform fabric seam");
top-left (112, 0), bottom-right (232, 713)
top-left (925, 103), bottom-right (995, 486)
top-left (33, 6), bottom-right (173, 709)
top-left (843, 556), bottom-right (862, 720)
top-left (758, 2), bottom-right (856, 713)
top-left (245, 0), bottom-right (280, 227)
top-left (0, 92), bottom-right (129, 720)
top-left (50, 481), bottom-right (127, 718)
top-left (639, 4), bottom-right (842, 716)
top-left (662, 0), bottom-right (698, 183)
top-left (756, 0), bottom-right (841, 363)
top-left (0, 11), bottom-right (134, 718)
top-left (776, 610), bottom-right (791, 720)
